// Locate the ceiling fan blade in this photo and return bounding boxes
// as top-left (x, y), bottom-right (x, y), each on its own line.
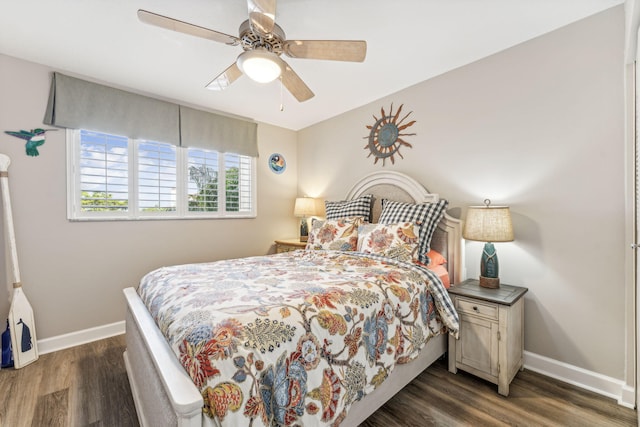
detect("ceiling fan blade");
top-left (275, 58), bottom-right (314, 102)
top-left (205, 62), bottom-right (243, 91)
top-left (247, 0), bottom-right (276, 36)
top-left (138, 9), bottom-right (240, 46)
top-left (284, 40), bottom-right (367, 62)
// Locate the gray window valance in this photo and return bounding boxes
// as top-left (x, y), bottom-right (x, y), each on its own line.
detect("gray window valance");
top-left (43, 72), bottom-right (258, 157)
top-left (44, 73), bottom-right (180, 145)
top-left (180, 106), bottom-right (258, 157)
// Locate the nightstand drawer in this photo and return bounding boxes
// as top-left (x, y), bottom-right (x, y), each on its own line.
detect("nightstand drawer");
top-left (456, 297), bottom-right (498, 320)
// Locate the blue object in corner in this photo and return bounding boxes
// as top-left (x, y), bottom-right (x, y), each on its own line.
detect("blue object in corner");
top-left (2, 319), bottom-right (14, 368)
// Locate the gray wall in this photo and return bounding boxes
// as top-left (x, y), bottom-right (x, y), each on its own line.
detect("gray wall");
top-left (0, 53), bottom-right (300, 339)
top-left (298, 7), bottom-right (626, 379)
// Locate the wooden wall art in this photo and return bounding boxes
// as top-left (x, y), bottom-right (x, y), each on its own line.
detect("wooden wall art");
top-left (364, 103), bottom-right (416, 166)
top-left (0, 154), bottom-right (39, 369)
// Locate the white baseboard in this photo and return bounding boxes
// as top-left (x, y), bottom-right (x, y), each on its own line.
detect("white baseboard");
top-left (37, 321), bottom-right (125, 355)
top-left (524, 351), bottom-right (636, 409)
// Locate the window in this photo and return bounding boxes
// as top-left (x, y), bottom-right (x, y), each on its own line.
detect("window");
top-left (67, 129), bottom-right (256, 220)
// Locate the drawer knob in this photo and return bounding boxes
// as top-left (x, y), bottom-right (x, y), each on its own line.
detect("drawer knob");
top-left (473, 306), bottom-right (479, 311)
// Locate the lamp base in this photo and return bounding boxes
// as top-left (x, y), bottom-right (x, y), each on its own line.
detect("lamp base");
top-left (479, 276), bottom-right (500, 289)
top-left (299, 217), bottom-right (309, 243)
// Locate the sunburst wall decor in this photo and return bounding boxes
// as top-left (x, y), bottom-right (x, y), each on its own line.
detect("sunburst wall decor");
top-left (364, 103), bottom-right (416, 166)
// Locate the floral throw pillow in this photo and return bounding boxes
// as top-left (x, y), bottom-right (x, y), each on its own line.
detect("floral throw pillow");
top-left (357, 222), bottom-right (420, 263)
top-left (378, 199), bottom-right (448, 265)
top-left (306, 217), bottom-right (365, 251)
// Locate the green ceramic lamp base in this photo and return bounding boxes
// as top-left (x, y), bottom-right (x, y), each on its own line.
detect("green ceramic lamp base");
top-left (480, 242), bottom-right (500, 288)
top-left (299, 217), bottom-right (309, 242)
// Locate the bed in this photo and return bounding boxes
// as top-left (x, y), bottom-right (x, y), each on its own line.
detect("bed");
top-left (122, 170), bottom-right (462, 427)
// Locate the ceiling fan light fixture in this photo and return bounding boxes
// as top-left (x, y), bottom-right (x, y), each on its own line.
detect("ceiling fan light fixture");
top-left (237, 49), bottom-right (282, 83)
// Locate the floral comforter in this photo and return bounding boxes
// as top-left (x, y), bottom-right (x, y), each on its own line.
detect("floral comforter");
top-left (138, 250), bottom-right (459, 426)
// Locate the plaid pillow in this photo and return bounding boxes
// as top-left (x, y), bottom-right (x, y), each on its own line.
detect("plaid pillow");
top-left (325, 194), bottom-right (373, 222)
top-left (378, 199), bottom-right (448, 265)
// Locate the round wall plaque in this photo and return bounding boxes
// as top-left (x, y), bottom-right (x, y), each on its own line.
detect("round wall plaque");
top-left (269, 153), bottom-right (286, 174)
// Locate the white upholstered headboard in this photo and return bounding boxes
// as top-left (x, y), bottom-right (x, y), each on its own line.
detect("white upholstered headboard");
top-left (345, 171), bottom-right (462, 285)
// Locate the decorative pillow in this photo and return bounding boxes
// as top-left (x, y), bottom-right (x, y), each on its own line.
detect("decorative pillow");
top-left (415, 249), bottom-right (447, 268)
top-left (325, 194), bottom-right (373, 222)
top-left (357, 222), bottom-right (420, 263)
top-left (378, 199), bottom-right (448, 265)
top-left (306, 217), bottom-right (365, 251)
top-left (426, 249), bottom-right (447, 266)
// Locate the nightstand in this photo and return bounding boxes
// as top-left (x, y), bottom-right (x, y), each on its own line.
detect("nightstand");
top-left (448, 279), bottom-right (528, 396)
top-left (274, 239), bottom-right (307, 253)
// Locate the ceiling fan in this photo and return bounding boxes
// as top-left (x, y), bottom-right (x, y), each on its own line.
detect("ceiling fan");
top-left (138, 0), bottom-right (367, 102)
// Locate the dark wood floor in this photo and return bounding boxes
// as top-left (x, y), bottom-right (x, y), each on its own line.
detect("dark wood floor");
top-left (0, 335), bottom-right (137, 427)
top-left (0, 335), bottom-right (635, 426)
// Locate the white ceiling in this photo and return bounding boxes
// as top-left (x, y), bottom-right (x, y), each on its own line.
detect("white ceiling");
top-left (0, 0), bottom-right (623, 131)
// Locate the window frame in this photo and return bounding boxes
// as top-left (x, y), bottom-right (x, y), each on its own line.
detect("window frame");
top-left (66, 129), bottom-right (257, 221)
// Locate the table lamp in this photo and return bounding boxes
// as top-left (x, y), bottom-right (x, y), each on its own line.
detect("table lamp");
top-left (294, 197), bottom-right (319, 242)
top-left (462, 199), bottom-right (514, 288)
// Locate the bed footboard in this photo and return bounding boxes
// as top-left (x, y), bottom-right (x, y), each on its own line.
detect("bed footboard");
top-left (122, 171), bottom-right (459, 427)
top-left (124, 286), bottom-right (446, 427)
top-left (123, 287), bottom-right (203, 427)
top-left (342, 333), bottom-right (446, 426)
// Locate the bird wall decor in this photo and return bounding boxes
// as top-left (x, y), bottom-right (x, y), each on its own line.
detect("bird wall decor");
top-left (4, 128), bottom-right (57, 156)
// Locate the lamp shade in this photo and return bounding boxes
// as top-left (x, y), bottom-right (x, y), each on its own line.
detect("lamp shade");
top-left (294, 197), bottom-right (320, 217)
top-left (237, 49), bottom-right (282, 83)
top-left (463, 203), bottom-right (514, 243)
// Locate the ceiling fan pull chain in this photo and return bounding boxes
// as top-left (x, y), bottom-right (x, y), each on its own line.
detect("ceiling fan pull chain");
top-left (280, 76), bottom-right (285, 112)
